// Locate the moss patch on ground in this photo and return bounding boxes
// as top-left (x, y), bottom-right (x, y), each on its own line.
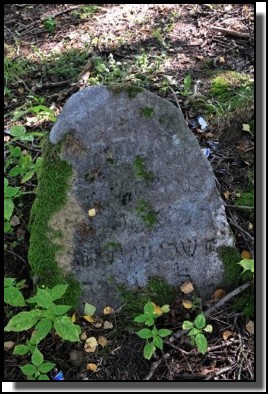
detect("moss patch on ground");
top-left (118, 276), bottom-right (178, 321)
top-left (218, 246), bottom-right (242, 288)
top-left (232, 284), bottom-right (254, 320)
top-left (28, 138), bottom-right (81, 309)
top-left (218, 246), bottom-right (254, 319)
top-left (235, 191), bottom-right (254, 207)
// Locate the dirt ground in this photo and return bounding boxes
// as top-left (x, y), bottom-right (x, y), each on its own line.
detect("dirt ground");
top-left (4, 4), bottom-right (254, 382)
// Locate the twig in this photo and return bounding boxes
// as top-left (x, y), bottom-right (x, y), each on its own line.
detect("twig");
top-left (225, 204), bottom-right (254, 211)
top-left (144, 353), bottom-right (171, 381)
top-left (209, 26), bottom-right (250, 39)
top-left (205, 282), bottom-right (251, 317)
top-left (204, 365), bottom-right (234, 380)
top-left (36, 80), bottom-right (71, 89)
top-left (168, 86), bottom-right (181, 110)
top-left (228, 219), bottom-right (254, 243)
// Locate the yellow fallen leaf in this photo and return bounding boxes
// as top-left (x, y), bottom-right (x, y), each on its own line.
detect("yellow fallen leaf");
top-left (86, 363), bottom-right (97, 372)
top-left (88, 208), bottom-right (96, 217)
top-left (84, 337), bottom-right (98, 352)
top-left (246, 321), bottom-right (254, 335)
top-left (241, 250), bottom-right (251, 260)
top-left (152, 303), bottom-right (163, 316)
top-left (223, 191), bottom-right (230, 200)
top-left (242, 124), bottom-right (250, 132)
top-left (103, 306), bottom-right (114, 315)
top-left (222, 330), bottom-right (233, 340)
top-left (80, 331), bottom-right (87, 341)
top-left (98, 336), bottom-right (108, 347)
top-left (248, 222), bottom-right (253, 230)
top-left (103, 320), bottom-right (113, 329)
top-left (182, 300), bottom-right (193, 309)
top-left (83, 315), bottom-right (95, 323)
top-left (212, 289), bottom-right (225, 300)
top-left (180, 280), bottom-right (194, 294)
top-left (71, 313), bottom-right (76, 323)
top-left (219, 56), bottom-right (225, 63)
top-left (4, 341), bottom-right (15, 351)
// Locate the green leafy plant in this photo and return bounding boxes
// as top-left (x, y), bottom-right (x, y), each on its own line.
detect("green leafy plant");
top-left (4, 125), bottom-right (45, 233)
top-left (4, 280), bottom-right (81, 380)
top-left (134, 301), bottom-right (172, 359)
top-left (238, 259), bottom-right (254, 278)
top-left (136, 200), bottom-right (157, 228)
top-left (19, 347), bottom-right (55, 381)
top-left (181, 74), bottom-right (192, 96)
top-left (4, 177), bottom-right (23, 233)
top-left (182, 313), bottom-right (212, 354)
top-left (43, 17), bottom-right (56, 34)
top-left (4, 277), bottom-right (26, 307)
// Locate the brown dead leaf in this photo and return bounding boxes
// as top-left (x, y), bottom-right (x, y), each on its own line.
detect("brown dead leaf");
top-left (103, 306), bottom-right (114, 315)
top-left (223, 191), bottom-right (231, 200)
top-left (16, 227), bottom-right (25, 240)
top-left (196, 55), bottom-right (204, 60)
top-left (4, 341), bottom-right (15, 351)
top-left (246, 321), bottom-right (254, 335)
top-left (219, 56), bottom-right (225, 64)
top-left (98, 336), bottom-right (108, 347)
top-left (86, 363), bottom-right (97, 372)
top-left (203, 132), bottom-right (214, 138)
top-left (93, 322), bottom-right (102, 329)
top-left (182, 300), bottom-right (193, 309)
top-left (10, 215), bottom-right (20, 227)
top-left (103, 321), bottom-right (113, 330)
top-left (241, 250), bottom-right (251, 260)
top-left (180, 280), bottom-right (194, 294)
top-left (212, 289), bottom-right (225, 300)
top-left (80, 331), bottom-right (87, 341)
top-left (222, 330), bottom-right (233, 340)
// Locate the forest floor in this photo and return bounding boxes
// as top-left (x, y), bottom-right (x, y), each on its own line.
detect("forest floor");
top-left (4, 4), bottom-right (255, 382)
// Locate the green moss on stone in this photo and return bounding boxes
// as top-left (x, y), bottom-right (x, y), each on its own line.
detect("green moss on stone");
top-left (133, 156), bottom-right (154, 183)
top-left (28, 138), bottom-right (81, 309)
top-left (218, 246), bottom-right (242, 288)
top-left (139, 107), bottom-right (154, 118)
top-left (136, 200), bottom-right (157, 228)
top-left (118, 276), bottom-right (178, 320)
top-left (107, 83), bottom-right (143, 98)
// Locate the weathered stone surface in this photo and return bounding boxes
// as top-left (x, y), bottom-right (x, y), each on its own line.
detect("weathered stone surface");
top-left (44, 85), bottom-right (233, 310)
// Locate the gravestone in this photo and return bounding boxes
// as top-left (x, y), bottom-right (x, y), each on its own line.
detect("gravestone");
top-left (33, 85), bottom-right (234, 311)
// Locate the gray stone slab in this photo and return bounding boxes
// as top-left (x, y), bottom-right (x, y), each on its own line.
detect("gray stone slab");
top-left (46, 85), bottom-right (234, 310)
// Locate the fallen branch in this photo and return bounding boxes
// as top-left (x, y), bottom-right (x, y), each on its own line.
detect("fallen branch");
top-left (209, 26), bottom-right (250, 39)
top-left (205, 282), bottom-right (251, 317)
top-left (144, 353), bottom-right (171, 381)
